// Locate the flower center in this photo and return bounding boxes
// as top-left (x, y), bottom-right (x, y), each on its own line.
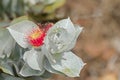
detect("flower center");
top-left (30, 29), bottom-right (42, 39)
top-left (27, 27), bottom-right (45, 47)
top-left (26, 23), bottom-right (53, 47)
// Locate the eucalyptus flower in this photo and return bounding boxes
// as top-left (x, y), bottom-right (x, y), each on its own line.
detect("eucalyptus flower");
top-left (7, 17), bottom-right (85, 77)
top-left (7, 20), bottom-right (51, 76)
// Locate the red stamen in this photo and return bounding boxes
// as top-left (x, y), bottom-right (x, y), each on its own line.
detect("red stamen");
top-left (27, 28), bottom-right (45, 47)
top-left (26, 23), bottom-right (53, 47)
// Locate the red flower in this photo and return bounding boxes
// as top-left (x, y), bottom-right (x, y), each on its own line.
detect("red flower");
top-left (27, 23), bottom-right (53, 47)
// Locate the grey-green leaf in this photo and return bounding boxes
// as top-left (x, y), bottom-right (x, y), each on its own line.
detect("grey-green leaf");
top-left (50, 51), bottom-right (86, 77)
top-left (0, 73), bottom-right (25, 80)
top-left (0, 59), bottom-right (13, 75)
top-left (19, 63), bottom-right (45, 77)
top-left (0, 27), bottom-right (15, 58)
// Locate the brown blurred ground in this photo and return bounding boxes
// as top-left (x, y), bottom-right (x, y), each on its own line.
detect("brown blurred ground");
top-left (49, 0), bottom-right (120, 80)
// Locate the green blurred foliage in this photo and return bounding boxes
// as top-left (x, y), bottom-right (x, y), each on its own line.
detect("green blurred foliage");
top-left (0, 0), bottom-right (66, 23)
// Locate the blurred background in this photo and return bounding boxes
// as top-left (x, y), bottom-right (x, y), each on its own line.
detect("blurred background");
top-left (0, 0), bottom-right (120, 80)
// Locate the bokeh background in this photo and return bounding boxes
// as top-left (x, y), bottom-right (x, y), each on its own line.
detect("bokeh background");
top-left (0, 0), bottom-right (120, 80)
